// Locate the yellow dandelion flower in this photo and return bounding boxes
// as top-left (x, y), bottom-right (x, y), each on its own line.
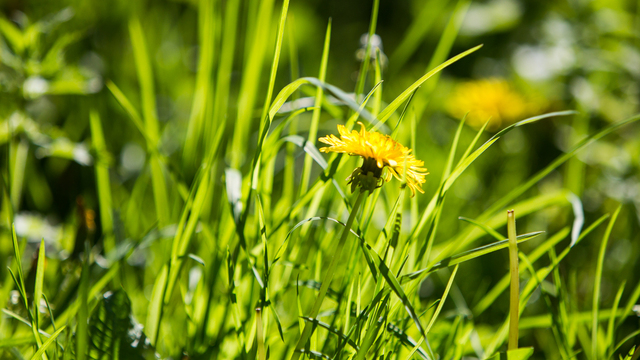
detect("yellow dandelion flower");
top-left (446, 78), bottom-right (541, 130)
top-left (319, 122), bottom-right (428, 196)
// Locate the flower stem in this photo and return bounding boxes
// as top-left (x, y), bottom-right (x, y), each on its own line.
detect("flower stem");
top-left (291, 190), bottom-right (368, 360)
top-left (507, 209), bottom-right (519, 351)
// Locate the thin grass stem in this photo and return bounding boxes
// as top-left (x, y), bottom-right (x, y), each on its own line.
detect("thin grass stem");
top-left (507, 209), bottom-right (519, 351)
top-left (291, 190), bottom-right (368, 360)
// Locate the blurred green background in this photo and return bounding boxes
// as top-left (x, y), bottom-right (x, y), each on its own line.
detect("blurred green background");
top-left (1, 0), bottom-right (639, 358)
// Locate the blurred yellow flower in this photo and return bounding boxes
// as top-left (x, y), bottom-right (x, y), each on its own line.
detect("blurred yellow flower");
top-left (446, 78), bottom-right (540, 130)
top-left (319, 122), bottom-right (428, 196)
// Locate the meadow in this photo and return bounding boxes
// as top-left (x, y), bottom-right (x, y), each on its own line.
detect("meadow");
top-left (1, 0), bottom-right (640, 359)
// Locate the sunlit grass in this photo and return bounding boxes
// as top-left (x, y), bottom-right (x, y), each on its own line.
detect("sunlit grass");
top-left (1, 1), bottom-right (640, 360)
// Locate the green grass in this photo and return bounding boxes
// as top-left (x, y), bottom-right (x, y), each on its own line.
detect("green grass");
top-left (1, 0), bottom-right (640, 359)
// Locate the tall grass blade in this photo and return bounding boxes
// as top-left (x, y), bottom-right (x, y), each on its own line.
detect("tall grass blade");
top-left (389, 0), bottom-right (448, 72)
top-left (230, 0), bottom-right (275, 167)
top-left (76, 242), bottom-right (90, 360)
top-left (483, 113), bottom-right (640, 219)
top-left (353, 0), bottom-right (379, 100)
top-left (606, 281), bottom-right (626, 357)
top-left (90, 110), bottom-right (114, 252)
top-left (299, 18), bottom-right (331, 195)
top-left (209, 0), bottom-right (240, 159)
top-left (105, 81), bottom-right (147, 141)
top-left (592, 205), bottom-right (621, 359)
top-left (183, 0), bottom-right (215, 166)
top-left (375, 44), bottom-right (483, 127)
top-left (129, 17), bottom-right (170, 227)
top-left (402, 231), bottom-right (543, 284)
top-left (421, 0), bottom-right (470, 97)
top-left (33, 240), bottom-right (45, 331)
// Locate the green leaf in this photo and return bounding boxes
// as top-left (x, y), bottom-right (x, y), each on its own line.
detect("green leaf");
top-left (593, 206), bottom-right (622, 359)
top-left (33, 240), bottom-right (45, 329)
top-left (11, 225), bottom-right (27, 305)
top-left (85, 290), bottom-right (151, 360)
top-left (145, 265), bottom-right (167, 346)
top-left (129, 17), bottom-right (169, 228)
top-left (105, 81), bottom-right (147, 141)
top-left (359, 235), bottom-right (427, 339)
top-left (45, 264), bottom-right (119, 334)
top-left (164, 169), bottom-right (211, 306)
top-left (300, 317), bottom-right (359, 351)
top-left (76, 242), bottom-right (90, 360)
top-left (426, 264), bottom-right (459, 334)
top-left (0, 17), bottom-right (24, 54)
top-left (444, 111), bottom-right (576, 193)
top-left (606, 281), bottom-right (626, 357)
top-left (483, 112), bottom-right (640, 219)
top-left (458, 216), bottom-right (504, 241)
top-left (389, 0), bottom-right (450, 71)
top-left (375, 44), bottom-right (483, 127)
top-left (29, 326), bottom-right (66, 360)
top-left (401, 231), bottom-right (544, 283)
top-left (507, 347), bottom-right (534, 360)
top-left (129, 17), bottom-right (159, 146)
top-left (298, 14), bottom-right (329, 195)
top-left (488, 348), bottom-right (535, 360)
top-left (90, 110), bottom-right (115, 252)
top-left (473, 227), bottom-right (572, 316)
top-left (182, 0), bottom-right (216, 165)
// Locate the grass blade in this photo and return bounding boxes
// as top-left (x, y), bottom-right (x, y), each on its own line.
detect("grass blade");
top-left (389, 0), bottom-right (448, 72)
top-left (209, 0), bottom-right (240, 158)
top-left (401, 231), bottom-right (543, 283)
top-left (90, 110), bottom-right (114, 252)
top-left (405, 265), bottom-right (459, 360)
top-left (129, 17), bottom-right (170, 227)
top-left (606, 281), bottom-right (626, 357)
top-left (483, 112), bottom-right (640, 219)
top-left (105, 81), bottom-right (146, 141)
top-left (29, 326), bottom-right (66, 360)
top-left (33, 240), bottom-right (45, 331)
top-left (76, 242), bottom-right (90, 360)
top-left (299, 18), bottom-right (331, 195)
top-left (183, 0), bottom-right (215, 166)
top-left (353, 0), bottom-right (379, 100)
top-left (375, 44), bottom-right (483, 127)
top-left (426, 264), bottom-right (459, 333)
top-left (592, 205), bottom-right (622, 359)
top-left (230, 0), bottom-right (276, 167)
top-left (473, 227), bottom-right (571, 316)
top-left (129, 17), bottom-right (159, 146)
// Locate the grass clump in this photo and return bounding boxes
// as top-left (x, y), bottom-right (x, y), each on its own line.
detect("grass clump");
top-left (1, 0), bottom-right (640, 359)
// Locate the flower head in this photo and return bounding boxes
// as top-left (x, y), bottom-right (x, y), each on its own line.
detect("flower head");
top-left (446, 78), bottom-right (542, 130)
top-left (319, 122), bottom-right (428, 196)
